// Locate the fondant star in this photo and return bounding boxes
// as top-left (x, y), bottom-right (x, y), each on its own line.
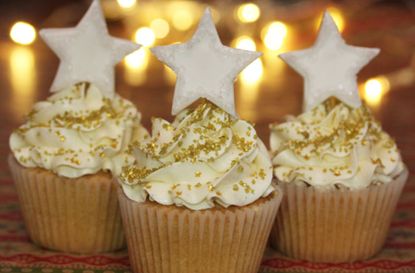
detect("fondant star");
top-left (151, 8), bottom-right (261, 117)
top-left (39, 0), bottom-right (140, 97)
top-left (279, 11), bottom-right (380, 112)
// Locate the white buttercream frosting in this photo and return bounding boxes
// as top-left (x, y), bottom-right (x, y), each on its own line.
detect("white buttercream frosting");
top-left (119, 101), bottom-right (274, 210)
top-left (270, 99), bottom-right (405, 189)
top-left (10, 83), bottom-right (148, 178)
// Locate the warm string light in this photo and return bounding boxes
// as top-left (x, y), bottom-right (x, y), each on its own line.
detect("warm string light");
top-left (171, 7), bottom-right (195, 31)
top-left (9, 47), bottom-right (36, 116)
top-left (363, 76), bottom-right (390, 107)
top-left (116, 0), bottom-right (136, 9)
top-left (232, 36), bottom-right (263, 85)
top-left (261, 21), bottom-right (287, 51)
top-left (232, 36), bottom-right (256, 51)
top-left (236, 3), bottom-right (260, 23)
top-left (124, 48), bottom-right (149, 69)
top-left (150, 18), bottom-right (170, 39)
top-left (317, 7), bottom-right (345, 32)
top-left (134, 27), bottom-right (156, 47)
top-left (124, 48), bottom-right (150, 86)
top-left (10, 21), bottom-right (36, 45)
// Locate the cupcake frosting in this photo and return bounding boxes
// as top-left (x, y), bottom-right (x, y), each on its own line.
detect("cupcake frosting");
top-left (270, 99), bottom-right (405, 189)
top-left (119, 101), bottom-right (274, 210)
top-left (10, 83), bottom-right (148, 178)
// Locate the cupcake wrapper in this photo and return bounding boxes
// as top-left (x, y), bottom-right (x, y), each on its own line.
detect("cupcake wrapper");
top-left (8, 155), bottom-right (125, 254)
top-left (270, 169), bottom-right (408, 263)
top-left (118, 187), bottom-right (282, 273)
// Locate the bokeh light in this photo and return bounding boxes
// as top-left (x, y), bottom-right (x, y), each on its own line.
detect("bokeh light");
top-left (150, 18), bottom-right (170, 39)
top-left (233, 36), bottom-right (256, 51)
top-left (240, 59), bottom-right (263, 84)
top-left (134, 27), bottom-right (156, 47)
top-left (9, 47), bottom-right (36, 116)
top-left (233, 36), bottom-right (263, 84)
top-left (363, 76), bottom-right (390, 107)
top-left (261, 21), bottom-right (287, 50)
top-left (236, 3), bottom-right (261, 23)
top-left (325, 7), bottom-right (345, 32)
top-left (172, 8), bottom-right (194, 31)
top-left (10, 21), bottom-right (36, 45)
top-left (116, 0), bottom-right (136, 9)
top-left (124, 48), bottom-right (149, 69)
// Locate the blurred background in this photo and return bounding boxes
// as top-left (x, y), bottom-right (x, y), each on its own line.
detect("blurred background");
top-left (0, 0), bottom-right (414, 144)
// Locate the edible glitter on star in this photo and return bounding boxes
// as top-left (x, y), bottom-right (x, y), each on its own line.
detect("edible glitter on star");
top-left (279, 11), bottom-right (380, 112)
top-left (151, 8), bottom-right (261, 117)
top-left (40, 0), bottom-right (140, 97)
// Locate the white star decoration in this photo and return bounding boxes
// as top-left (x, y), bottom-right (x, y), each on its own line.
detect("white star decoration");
top-left (279, 11), bottom-right (380, 112)
top-left (151, 8), bottom-right (261, 117)
top-left (39, 0), bottom-right (140, 97)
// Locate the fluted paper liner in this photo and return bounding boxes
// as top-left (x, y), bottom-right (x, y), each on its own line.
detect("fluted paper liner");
top-left (8, 155), bottom-right (125, 254)
top-left (270, 169), bottom-right (408, 263)
top-left (118, 187), bottom-right (282, 273)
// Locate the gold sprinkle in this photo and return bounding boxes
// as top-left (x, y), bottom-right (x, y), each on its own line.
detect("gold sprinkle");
top-left (258, 168), bottom-right (266, 179)
top-left (194, 171), bottom-right (202, 177)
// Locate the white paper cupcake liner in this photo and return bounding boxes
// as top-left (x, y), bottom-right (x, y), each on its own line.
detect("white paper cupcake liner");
top-left (118, 187), bottom-right (283, 273)
top-left (270, 169), bottom-right (408, 262)
top-left (9, 155), bottom-right (126, 254)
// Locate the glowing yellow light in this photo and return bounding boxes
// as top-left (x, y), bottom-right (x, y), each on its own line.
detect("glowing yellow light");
top-left (233, 36), bottom-right (262, 84)
top-left (9, 47), bottom-right (36, 116)
top-left (150, 18), bottom-right (170, 39)
top-left (124, 48), bottom-right (149, 70)
top-left (10, 21), bottom-right (36, 45)
top-left (164, 65), bottom-right (176, 85)
top-left (233, 36), bottom-right (256, 51)
top-left (124, 48), bottom-right (149, 86)
top-left (363, 76), bottom-right (390, 106)
top-left (241, 59), bottom-right (263, 85)
top-left (261, 21), bottom-right (287, 50)
top-left (172, 9), bottom-right (194, 31)
top-left (134, 27), bottom-right (156, 47)
top-left (326, 7), bottom-right (345, 32)
top-left (117, 0), bottom-right (136, 9)
top-left (237, 3), bottom-right (261, 23)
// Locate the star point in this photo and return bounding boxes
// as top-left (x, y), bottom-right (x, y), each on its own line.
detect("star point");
top-left (151, 8), bottom-right (261, 117)
top-left (279, 11), bottom-right (380, 112)
top-left (40, 0), bottom-right (140, 97)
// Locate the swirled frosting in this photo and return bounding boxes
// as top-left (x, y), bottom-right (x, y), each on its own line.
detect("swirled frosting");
top-left (270, 99), bottom-right (405, 189)
top-left (10, 83), bottom-right (148, 178)
top-left (119, 101), bottom-right (274, 210)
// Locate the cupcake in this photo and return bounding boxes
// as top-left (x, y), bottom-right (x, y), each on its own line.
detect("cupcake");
top-left (8, 0), bottom-right (146, 253)
top-left (116, 9), bottom-right (282, 273)
top-left (269, 11), bottom-right (408, 262)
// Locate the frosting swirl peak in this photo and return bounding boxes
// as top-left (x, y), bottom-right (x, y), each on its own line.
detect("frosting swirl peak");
top-left (10, 83), bottom-right (148, 178)
top-left (270, 99), bottom-right (405, 189)
top-left (120, 101), bottom-right (274, 210)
